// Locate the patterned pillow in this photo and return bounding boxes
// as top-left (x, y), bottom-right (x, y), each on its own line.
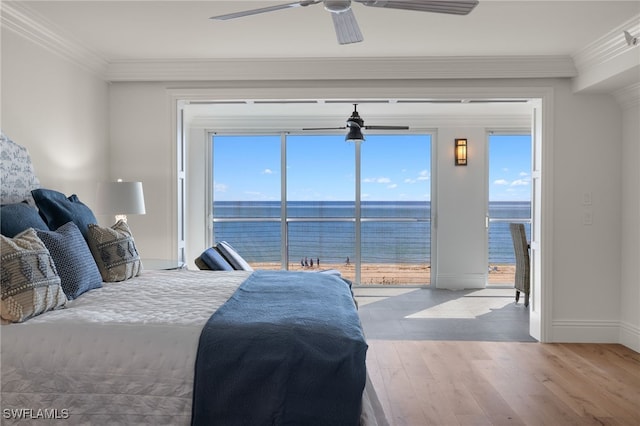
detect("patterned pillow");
top-left (0, 228), bottom-right (67, 323)
top-left (36, 222), bottom-right (103, 300)
top-left (31, 188), bottom-right (97, 240)
top-left (0, 132), bottom-right (41, 206)
top-left (0, 202), bottom-right (50, 237)
top-left (87, 220), bottom-right (143, 282)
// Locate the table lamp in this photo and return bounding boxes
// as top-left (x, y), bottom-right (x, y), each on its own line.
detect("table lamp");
top-left (96, 179), bottom-right (146, 223)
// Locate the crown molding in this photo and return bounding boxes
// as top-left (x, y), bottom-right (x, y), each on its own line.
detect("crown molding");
top-left (105, 56), bottom-right (576, 83)
top-left (573, 14), bottom-right (640, 71)
top-left (1, 2), bottom-right (108, 78)
top-left (572, 14), bottom-right (640, 93)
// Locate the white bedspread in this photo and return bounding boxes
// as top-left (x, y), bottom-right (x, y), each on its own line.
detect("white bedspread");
top-left (1, 269), bottom-right (388, 426)
top-left (1, 270), bottom-right (251, 425)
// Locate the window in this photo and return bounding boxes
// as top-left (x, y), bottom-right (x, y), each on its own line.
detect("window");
top-left (210, 133), bottom-right (431, 285)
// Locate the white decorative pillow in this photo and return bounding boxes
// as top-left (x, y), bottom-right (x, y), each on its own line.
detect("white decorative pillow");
top-left (0, 228), bottom-right (67, 323)
top-left (87, 220), bottom-right (143, 282)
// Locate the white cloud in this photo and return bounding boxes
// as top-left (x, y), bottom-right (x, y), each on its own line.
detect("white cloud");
top-left (363, 177), bottom-right (391, 184)
top-left (494, 179), bottom-right (509, 185)
top-left (263, 168), bottom-right (273, 174)
top-left (214, 182), bottom-right (228, 192)
top-left (387, 184), bottom-right (398, 189)
top-left (404, 170), bottom-right (430, 184)
top-left (519, 171), bottom-right (529, 177)
top-left (417, 170), bottom-right (430, 181)
top-left (511, 179), bottom-right (530, 186)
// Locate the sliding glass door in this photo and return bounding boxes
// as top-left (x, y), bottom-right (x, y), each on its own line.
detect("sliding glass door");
top-left (210, 133), bottom-right (431, 285)
top-left (487, 133), bottom-right (532, 286)
top-left (360, 135), bottom-right (431, 285)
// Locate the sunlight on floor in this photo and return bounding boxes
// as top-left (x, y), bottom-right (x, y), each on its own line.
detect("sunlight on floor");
top-left (352, 287), bottom-right (418, 307)
top-left (405, 288), bottom-right (515, 319)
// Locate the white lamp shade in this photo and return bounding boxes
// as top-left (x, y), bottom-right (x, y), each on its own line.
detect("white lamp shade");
top-left (96, 181), bottom-right (146, 216)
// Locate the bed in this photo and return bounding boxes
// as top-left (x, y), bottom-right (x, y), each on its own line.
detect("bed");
top-left (0, 133), bottom-right (387, 425)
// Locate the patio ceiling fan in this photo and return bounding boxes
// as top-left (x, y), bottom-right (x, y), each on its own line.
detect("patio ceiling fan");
top-left (210, 0), bottom-right (479, 45)
top-left (302, 104), bottom-right (410, 141)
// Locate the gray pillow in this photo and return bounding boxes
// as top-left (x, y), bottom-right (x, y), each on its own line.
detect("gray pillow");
top-left (0, 228), bottom-right (67, 323)
top-left (87, 220), bottom-right (143, 282)
top-left (37, 222), bottom-right (102, 300)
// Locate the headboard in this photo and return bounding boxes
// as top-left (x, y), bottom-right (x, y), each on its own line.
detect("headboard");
top-left (0, 132), bottom-right (41, 205)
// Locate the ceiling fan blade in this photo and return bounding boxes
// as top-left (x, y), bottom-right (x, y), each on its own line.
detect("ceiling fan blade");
top-left (331, 9), bottom-right (364, 44)
top-left (302, 127), bottom-right (348, 130)
top-left (210, 1), bottom-right (320, 20)
top-left (356, 0), bottom-right (479, 15)
top-left (364, 125), bottom-right (410, 130)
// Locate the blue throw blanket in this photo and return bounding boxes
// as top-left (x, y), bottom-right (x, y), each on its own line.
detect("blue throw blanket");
top-left (191, 270), bottom-right (368, 426)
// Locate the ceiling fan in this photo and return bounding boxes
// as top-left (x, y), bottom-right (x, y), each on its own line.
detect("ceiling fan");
top-left (210, 0), bottom-right (479, 45)
top-left (303, 104), bottom-right (410, 141)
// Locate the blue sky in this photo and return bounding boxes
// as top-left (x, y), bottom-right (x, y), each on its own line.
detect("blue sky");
top-left (488, 134), bottom-right (532, 202)
top-left (213, 133), bottom-right (531, 202)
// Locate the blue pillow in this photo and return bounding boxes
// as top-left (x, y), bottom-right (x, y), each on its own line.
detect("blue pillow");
top-left (31, 188), bottom-right (97, 240)
top-left (195, 247), bottom-right (234, 271)
top-left (36, 222), bottom-right (103, 300)
top-left (0, 202), bottom-right (49, 237)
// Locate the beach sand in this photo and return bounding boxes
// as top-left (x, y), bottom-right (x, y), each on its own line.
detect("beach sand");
top-left (250, 262), bottom-right (516, 286)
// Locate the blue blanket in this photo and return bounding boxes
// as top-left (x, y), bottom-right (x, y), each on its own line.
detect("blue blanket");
top-left (191, 270), bottom-right (368, 426)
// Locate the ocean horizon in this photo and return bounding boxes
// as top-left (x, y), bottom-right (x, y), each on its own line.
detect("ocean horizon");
top-left (212, 201), bottom-right (531, 265)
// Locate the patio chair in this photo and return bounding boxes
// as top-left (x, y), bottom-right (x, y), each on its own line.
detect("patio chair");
top-left (509, 223), bottom-right (530, 307)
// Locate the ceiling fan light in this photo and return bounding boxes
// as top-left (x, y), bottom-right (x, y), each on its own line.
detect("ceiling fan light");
top-left (346, 124), bottom-right (365, 142)
top-left (324, 0), bottom-right (351, 12)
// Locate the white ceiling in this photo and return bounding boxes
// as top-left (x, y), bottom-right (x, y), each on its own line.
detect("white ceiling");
top-left (4, 1), bottom-right (639, 123)
top-left (14, 1), bottom-right (639, 60)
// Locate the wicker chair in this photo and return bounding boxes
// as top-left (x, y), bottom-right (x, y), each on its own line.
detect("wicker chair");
top-left (509, 223), bottom-right (530, 307)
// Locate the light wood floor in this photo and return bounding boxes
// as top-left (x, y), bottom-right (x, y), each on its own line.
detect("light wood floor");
top-left (366, 340), bottom-right (640, 426)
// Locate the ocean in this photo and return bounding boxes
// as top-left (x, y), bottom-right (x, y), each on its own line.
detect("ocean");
top-left (212, 201), bottom-right (531, 265)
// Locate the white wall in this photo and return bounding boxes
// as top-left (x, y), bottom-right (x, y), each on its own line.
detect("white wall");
top-left (620, 102), bottom-right (640, 351)
top-left (550, 86), bottom-right (623, 343)
top-left (1, 29), bottom-right (109, 206)
top-left (108, 83), bottom-right (177, 260)
top-left (434, 127), bottom-right (488, 289)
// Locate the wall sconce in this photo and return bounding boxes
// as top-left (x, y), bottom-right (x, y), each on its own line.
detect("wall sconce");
top-left (96, 179), bottom-right (146, 223)
top-left (455, 138), bottom-right (468, 166)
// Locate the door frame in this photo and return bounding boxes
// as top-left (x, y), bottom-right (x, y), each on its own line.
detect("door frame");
top-left (172, 84), bottom-right (554, 342)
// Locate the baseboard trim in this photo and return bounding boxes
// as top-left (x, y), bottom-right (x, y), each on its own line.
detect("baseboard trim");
top-left (619, 321), bottom-right (640, 353)
top-left (435, 273), bottom-right (486, 290)
top-left (552, 319), bottom-right (640, 352)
